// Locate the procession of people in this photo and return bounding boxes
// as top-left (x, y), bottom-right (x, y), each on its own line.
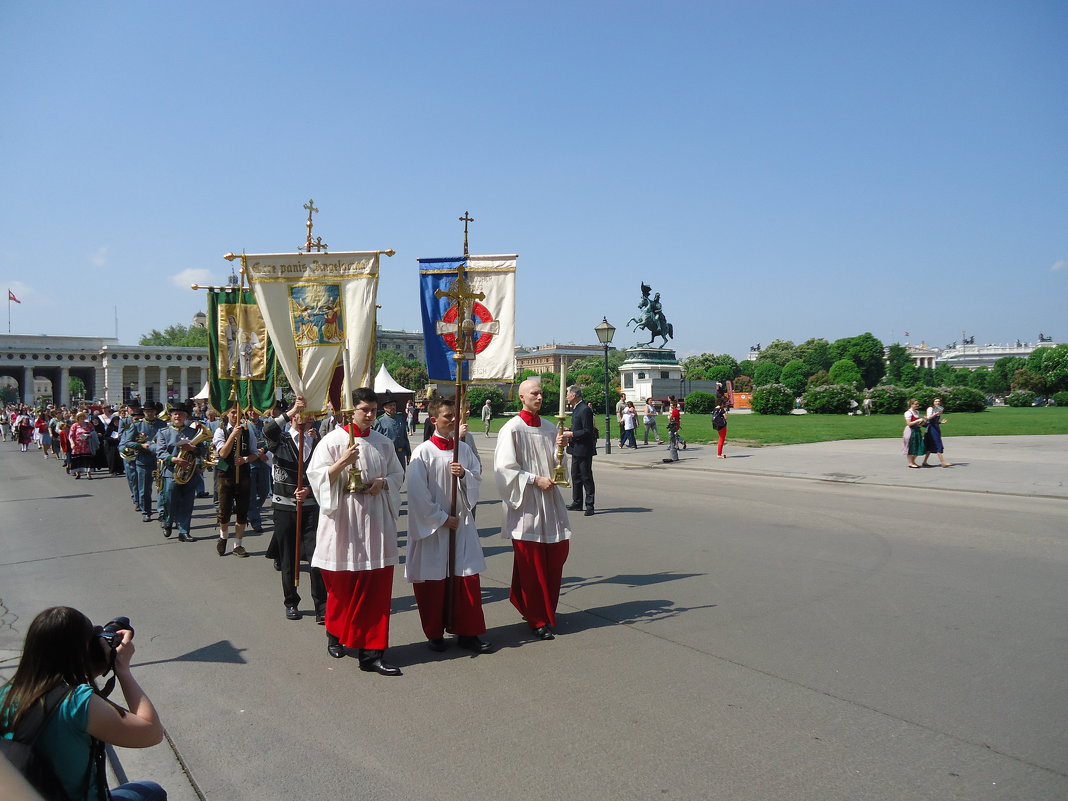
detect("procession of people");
top-left (2, 379), bottom-right (580, 678)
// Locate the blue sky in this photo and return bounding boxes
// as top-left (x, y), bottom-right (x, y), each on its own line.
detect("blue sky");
top-left (2, 1), bottom-right (1064, 361)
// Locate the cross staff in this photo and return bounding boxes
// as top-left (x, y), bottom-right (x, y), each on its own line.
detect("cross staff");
top-left (434, 211), bottom-right (481, 628)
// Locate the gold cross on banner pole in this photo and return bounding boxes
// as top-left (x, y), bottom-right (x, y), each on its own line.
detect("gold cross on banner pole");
top-left (302, 199), bottom-right (328, 253)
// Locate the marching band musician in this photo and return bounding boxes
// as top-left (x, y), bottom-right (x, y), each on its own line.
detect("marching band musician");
top-left (244, 409), bottom-right (270, 534)
top-left (371, 390), bottom-right (412, 472)
top-left (152, 402), bottom-right (207, 543)
top-left (118, 401), bottom-right (143, 512)
top-left (262, 396), bottom-right (326, 622)
top-left (212, 405), bottom-right (260, 558)
top-left (307, 387), bottom-right (404, 676)
top-left (131, 402), bottom-right (167, 524)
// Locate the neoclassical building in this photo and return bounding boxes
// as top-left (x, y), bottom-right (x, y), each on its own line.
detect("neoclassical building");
top-left (2, 327), bottom-right (430, 407)
top-left (0, 334), bottom-right (210, 407)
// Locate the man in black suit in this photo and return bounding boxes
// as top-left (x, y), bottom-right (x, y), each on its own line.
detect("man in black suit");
top-left (562, 385), bottom-right (596, 516)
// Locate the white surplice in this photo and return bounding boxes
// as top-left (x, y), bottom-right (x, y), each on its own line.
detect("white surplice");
top-left (307, 426), bottom-right (404, 572)
top-left (405, 439), bottom-right (485, 581)
top-left (494, 416), bottom-right (572, 543)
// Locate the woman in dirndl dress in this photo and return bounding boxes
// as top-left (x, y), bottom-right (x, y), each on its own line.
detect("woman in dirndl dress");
top-left (921, 397), bottom-right (953, 467)
top-left (902, 398), bottom-right (926, 469)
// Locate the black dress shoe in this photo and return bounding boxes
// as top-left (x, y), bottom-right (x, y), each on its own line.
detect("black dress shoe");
top-left (532, 625), bottom-right (555, 640)
top-left (196, 492), bottom-right (211, 499)
top-left (164, 525), bottom-right (172, 538)
top-left (565, 503), bottom-right (583, 511)
top-left (358, 657), bottom-right (402, 676)
top-left (327, 635), bottom-right (345, 659)
top-left (273, 559), bottom-right (281, 572)
top-left (427, 638), bottom-right (447, 652)
top-left (315, 612), bottom-right (326, 625)
top-left (252, 525), bottom-right (264, 533)
top-left (285, 605), bottom-right (301, 621)
top-left (457, 636), bottom-right (494, 654)
top-left (178, 532), bottom-right (195, 543)
top-left (584, 508), bottom-right (595, 516)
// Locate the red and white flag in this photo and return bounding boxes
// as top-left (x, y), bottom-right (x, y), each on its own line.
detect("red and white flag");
top-left (7, 289), bottom-right (20, 304)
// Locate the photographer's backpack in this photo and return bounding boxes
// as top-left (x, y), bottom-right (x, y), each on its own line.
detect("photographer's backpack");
top-left (1, 687), bottom-right (74, 800)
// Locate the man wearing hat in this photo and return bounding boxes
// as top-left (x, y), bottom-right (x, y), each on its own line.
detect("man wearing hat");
top-left (152, 401), bottom-right (206, 541)
top-left (372, 390), bottom-right (411, 472)
top-left (132, 402), bottom-right (168, 523)
top-left (117, 401), bottom-right (144, 512)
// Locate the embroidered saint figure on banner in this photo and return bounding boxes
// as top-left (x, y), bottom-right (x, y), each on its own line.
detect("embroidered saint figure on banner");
top-left (217, 301), bottom-right (268, 380)
top-left (289, 283), bottom-right (344, 348)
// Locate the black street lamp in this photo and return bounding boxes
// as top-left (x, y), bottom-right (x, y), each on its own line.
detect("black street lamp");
top-left (679, 367), bottom-right (686, 408)
top-left (594, 317), bottom-right (616, 455)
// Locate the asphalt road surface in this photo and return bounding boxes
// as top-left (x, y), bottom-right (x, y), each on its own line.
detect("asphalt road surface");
top-left (1, 441), bottom-right (1065, 801)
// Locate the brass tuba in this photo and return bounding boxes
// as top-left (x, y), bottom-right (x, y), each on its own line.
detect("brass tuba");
top-left (172, 422), bottom-right (212, 485)
top-left (120, 432), bottom-right (149, 461)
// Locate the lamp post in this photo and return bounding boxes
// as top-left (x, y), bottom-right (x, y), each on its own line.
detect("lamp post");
top-left (679, 367), bottom-right (686, 409)
top-left (594, 317), bottom-right (616, 455)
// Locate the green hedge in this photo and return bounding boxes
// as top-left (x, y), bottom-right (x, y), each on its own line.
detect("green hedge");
top-left (940, 386), bottom-right (987, 413)
top-left (869, 385), bottom-right (908, 414)
top-left (750, 384), bottom-right (794, 415)
top-left (1052, 391), bottom-right (1068, 407)
top-left (1005, 390), bottom-right (1036, 407)
top-left (684, 391), bottom-right (717, 415)
top-left (802, 384), bottom-right (857, 414)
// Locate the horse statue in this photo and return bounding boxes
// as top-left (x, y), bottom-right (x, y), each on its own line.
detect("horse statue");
top-left (627, 282), bottom-right (674, 348)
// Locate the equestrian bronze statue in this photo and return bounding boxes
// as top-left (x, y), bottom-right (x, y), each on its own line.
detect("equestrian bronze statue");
top-left (627, 282), bottom-right (674, 347)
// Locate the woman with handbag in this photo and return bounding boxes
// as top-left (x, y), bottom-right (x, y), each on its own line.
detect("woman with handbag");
top-left (0, 606), bottom-right (166, 800)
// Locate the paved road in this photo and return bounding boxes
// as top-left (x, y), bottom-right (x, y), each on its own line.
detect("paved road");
top-left (1, 434), bottom-right (1065, 801)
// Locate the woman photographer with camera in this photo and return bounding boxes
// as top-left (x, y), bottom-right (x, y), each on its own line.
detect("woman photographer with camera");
top-left (0, 606), bottom-right (166, 800)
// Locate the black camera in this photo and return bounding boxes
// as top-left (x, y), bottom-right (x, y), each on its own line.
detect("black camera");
top-left (97, 616), bottom-right (133, 649)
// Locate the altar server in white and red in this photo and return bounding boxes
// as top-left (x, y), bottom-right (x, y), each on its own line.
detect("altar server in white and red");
top-left (405, 396), bottom-right (493, 654)
top-left (494, 378), bottom-right (572, 640)
top-left (307, 387), bottom-right (405, 676)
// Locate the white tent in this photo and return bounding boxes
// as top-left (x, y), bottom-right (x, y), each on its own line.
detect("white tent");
top-left (193, 382), bottom-right (209, 400)
top-left (373, 364), bottom-right (414, 395)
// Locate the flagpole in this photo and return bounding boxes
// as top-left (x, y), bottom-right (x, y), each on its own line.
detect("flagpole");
top-left (436, 211), bottom-right (484, 629)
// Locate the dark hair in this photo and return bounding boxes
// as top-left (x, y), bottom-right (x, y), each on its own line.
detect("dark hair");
top-left (0, 607), bottom-right (99, 731)
top-left (351, 387), bottom-right (378, 407)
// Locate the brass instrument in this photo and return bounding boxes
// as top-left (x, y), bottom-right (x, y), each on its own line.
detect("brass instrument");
top-left (172, 422), bottom-right (212, 485)
top-left (202, 442), bottom-right (220, 470)
top-left (119, 432), bottom-right (149, 461)
top-left (154, 463), bottom-right (164, 494)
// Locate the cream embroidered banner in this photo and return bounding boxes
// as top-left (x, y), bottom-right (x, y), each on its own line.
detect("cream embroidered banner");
top-left (244, 251), bottom-right (391, 413)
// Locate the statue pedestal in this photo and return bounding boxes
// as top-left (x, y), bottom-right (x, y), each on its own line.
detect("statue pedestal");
top-left (619, 347), bottom-right (682, 406)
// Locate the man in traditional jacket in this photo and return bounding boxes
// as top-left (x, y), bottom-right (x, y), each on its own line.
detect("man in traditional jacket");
top-left (151, 402), bottom-right (206, 542)
top-left (494, 378), bottom-right (573, 640)
top-left (372, 390), bottom-right (411, 471)
top-left (405, 396), bottom-right (492, 654)
top-left (117, 402), bottom-right (143, 512)
top-left (263, 396), bottom-right (326, 623)
top-left (307, 387), bottom-right (405, 676)
top-left (131, 402), bottom-right (167, 523)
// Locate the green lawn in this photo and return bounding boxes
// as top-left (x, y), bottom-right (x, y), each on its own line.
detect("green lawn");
top-left (482, 407), bottom-right (1068, 447)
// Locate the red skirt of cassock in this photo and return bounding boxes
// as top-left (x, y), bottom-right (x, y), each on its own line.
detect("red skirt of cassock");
top-left (320, 566), bottom-right (393, 650)
top-left (510, 539), bottom-right (570, 630)
top-left (412, 575), bottom-right (486, 640)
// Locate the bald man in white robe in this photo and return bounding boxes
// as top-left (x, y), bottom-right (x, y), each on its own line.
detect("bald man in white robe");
top-left (494, 379), bottom-right (572, 640)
